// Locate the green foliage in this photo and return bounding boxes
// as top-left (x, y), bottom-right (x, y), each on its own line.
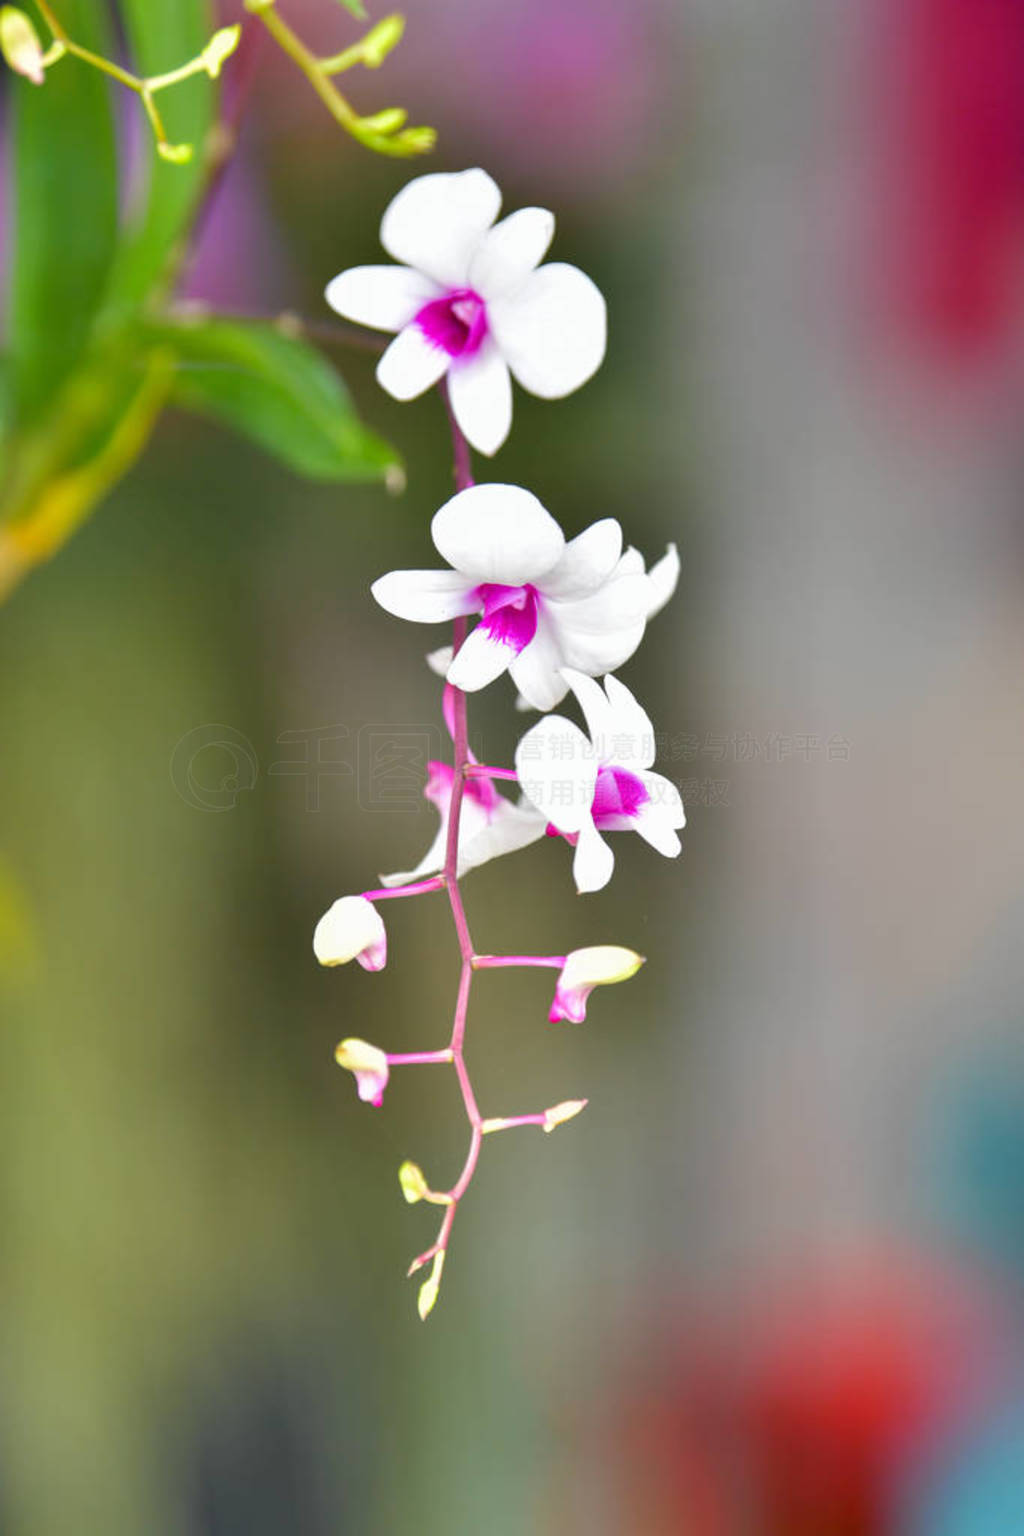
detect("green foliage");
top-left (6, 0), bottom-right (117, 429)
top-left (155, 316), bottom-right (399, 483)
top-left (0, 0), bottom-right (404, 601)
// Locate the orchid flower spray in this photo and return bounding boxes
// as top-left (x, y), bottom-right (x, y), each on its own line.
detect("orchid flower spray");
top-left (316, 169), bottom-right (683, 1318)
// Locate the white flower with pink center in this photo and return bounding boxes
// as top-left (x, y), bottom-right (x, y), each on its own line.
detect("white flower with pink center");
top-left (324, 168), bottom-right (606, 455)
top-left (515, 670), bottom-right (685, 893)
top-left (371, 484), bottom-right (678, 712)
top-left (381, 686), bottom-right (545, 886)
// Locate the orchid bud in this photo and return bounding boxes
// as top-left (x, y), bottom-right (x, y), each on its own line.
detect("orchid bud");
top-left (202, 25), bottom-right (241, 80)
top-left (398, 1160), bottom-right (429, 1204)
top-left (0, 7), bottom-right (45, 84)
top-left (395, 126), bottom-right (437, 155)
top-left (542, 1099), bottom-right (588, 1133)
top-left (313, 895), bottom-right (387, 971)
top-left (335, 1038), bottom-right (390, 1106)
top-left (359, 107), bottom-right (408, 135)
top-left (358, 15), bottom-right (404, 69)
top-left (417, 1250), bottom-right (445, 1320)
top-left (549, 945), bottom-right (644, 1023)
top-left (157, 141), bottom-right (194, 165)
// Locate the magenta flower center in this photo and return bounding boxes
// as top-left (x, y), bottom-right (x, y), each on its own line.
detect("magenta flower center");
top-left (415, 288), bottom-right (488, 358)
top-left (591, 765), bottom-right (649, 825)
top-left (475, 583), bottom-right (540, 654)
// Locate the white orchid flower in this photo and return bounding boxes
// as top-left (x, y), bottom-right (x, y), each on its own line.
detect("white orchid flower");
top-left (372, 483), bottom-right (678, 711)
top-left (380, 752), bottom-right (545, 888)
top-left (324, 168), bottom-right (606, 455)
top-left (313, 895), bottom-right (387, 971)
top-left (514, 670), bottom-right (686, 893)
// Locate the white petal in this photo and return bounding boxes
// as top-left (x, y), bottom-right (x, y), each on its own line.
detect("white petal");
top-left (615, 546), bottom-right (645, 577)
top-left (447, 338), bottom-right (513, 456)
top-left (561, 669), bottom-right (616, 751)
top-left (639, 770), bottom-right (686, 830)
top-left (603, 674), bottom-right (657, 769)
top-left (468, 207), bottom-right (555, 300)
top-left (432, 484), bottom-right (564, 584)
top-left (633, 813), bottom-right (682, 859)
top-left (371, 569), bottom-right (478, 624)
top-left (459, 800), bottom-right (547, 875)
top-left (560, 621), bottom-right (646, 676)
top-left (489, 262), bottom-right (606, 399)
top-left (646, 543), bottom-right (680, 618)
top-left (514, 716), bottom-right (596, 834)
top-left (376, 323), bottom-right (451, 400)
top-left (446, 624), bottom-right (513, 692)
top-left (379, 824), bottom-right (447, 887)
top-left (553, 572), bottom-right (651, 674)
top-left (324, 264), bottom-right (440, 332)
top-left (380, 168), bottom-right (501, 288)
top-left (508, 607), bottom-right (569, 711)
top-left (539, 519), bottom-right (623, 602)
top-left (573, 821), bottom-right (615, 893)
top-left (425, 645), bottom-right (453, 676)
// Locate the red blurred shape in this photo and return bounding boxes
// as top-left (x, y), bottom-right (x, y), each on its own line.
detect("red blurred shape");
top-left (879, 0), bottom-right (1024, 359)
top-left (616, 1262), bottom-right (994, 1535)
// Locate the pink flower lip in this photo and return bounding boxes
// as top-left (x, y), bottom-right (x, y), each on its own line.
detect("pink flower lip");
top-left (425, 757), bottom-right (500, 816)
top-left (591, 765), bottom-right (649, 827)
top-left (474, 582), bottom-right (540, 655)
top-left (415, 288), bottom-right (488, 358)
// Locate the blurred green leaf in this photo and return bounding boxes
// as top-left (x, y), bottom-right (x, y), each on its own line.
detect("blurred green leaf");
top-left (0, 851), bottom-right (37, 983)
top-left (334, 0), bottom-right (369, 19)
top-left (6, 0), bottom-right (118, 430)
top-left (107, 0), bottom-right (216, 312)
top-left (155, 317), bottom-right (399, 482)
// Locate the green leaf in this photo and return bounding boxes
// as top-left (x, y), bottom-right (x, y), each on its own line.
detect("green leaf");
top-left (6, 0), bottom-right (118, 429)
top-left (333, 0), bottom-right (369, 19)
top-left (155, 317), bottom-right (399, 482)
top-left (107, 0), bottom-right (216, 312)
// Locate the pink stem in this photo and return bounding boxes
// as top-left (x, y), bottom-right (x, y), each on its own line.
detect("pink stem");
top-left (421, 382), bottom-right (488, 1272)
top-left (361, 877), bottom-right (444, 902)
top-left (473, 954), bottom-right (565, 970)
top-left (463, 764), bottom-right (518, 782)
top-left (387, 1050), bottom-right (453, 1067)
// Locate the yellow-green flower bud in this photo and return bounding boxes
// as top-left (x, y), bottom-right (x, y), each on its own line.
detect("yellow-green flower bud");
top-left (417, 1250), bottom-right (445, 1320)
top-left (360, 107), bottom-right (408, 135)
top-left (203, 25), bottom-right (241, 80)
top-left (157, 141), bottom-right (194, 165)
top-left (398, 1160), bottom-right (428, 1204)
top-left (0, 7), bottom-right (44, 85)
top-left (360, 14), bottom-right (404, 69)
top-left (542, 1099), bottom-right (588, 1133)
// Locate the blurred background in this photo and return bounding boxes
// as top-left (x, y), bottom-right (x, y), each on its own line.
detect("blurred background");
top-left (3, 0), bottom-right (1024, 1531)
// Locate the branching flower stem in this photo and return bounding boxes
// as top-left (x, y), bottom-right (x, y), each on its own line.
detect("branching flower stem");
top-left (400, 383), bottom-right (536, 1315)
top-left (242, 0), bottom-right (434, 158)
top-left (30, 0), bottom-right (240, 163)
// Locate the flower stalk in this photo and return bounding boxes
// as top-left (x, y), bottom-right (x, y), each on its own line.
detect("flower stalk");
top-left (18, 1), bottom-right (242, 163)
top-left (242, 0), bottom-right (434, 158)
